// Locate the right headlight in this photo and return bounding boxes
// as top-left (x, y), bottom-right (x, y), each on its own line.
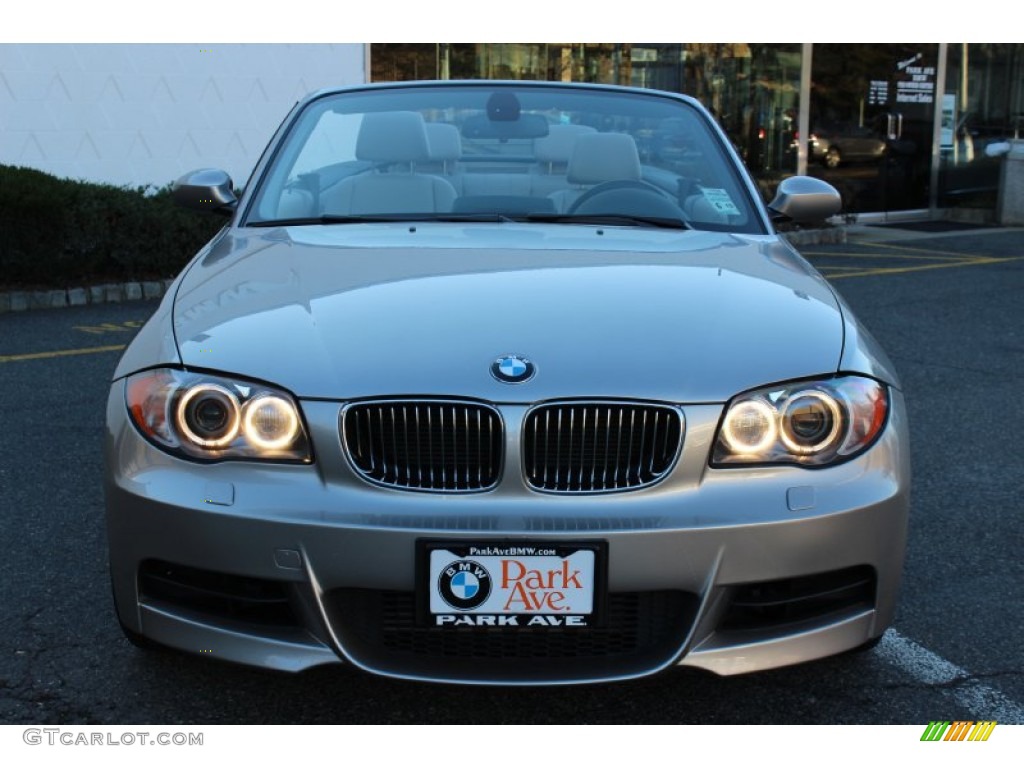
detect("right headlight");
top-left (711, 375), bottom-right (888, 467)
top-left (125, 368), bottom-right (312, 463)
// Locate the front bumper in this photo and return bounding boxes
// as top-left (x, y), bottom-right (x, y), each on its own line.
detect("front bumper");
top-left (105, 388), bottom-right (910, 685)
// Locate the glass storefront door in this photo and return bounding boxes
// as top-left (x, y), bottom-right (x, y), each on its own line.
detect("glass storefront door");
top-left (808, 44), bottom-right (938, 213)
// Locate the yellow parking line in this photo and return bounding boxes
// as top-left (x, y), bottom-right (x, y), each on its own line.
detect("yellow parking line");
top-left (803, 250), bottom-right (969, 262)
top-left (828, 256), bottom-right (1020, 280)
top-left (855, 240), bottom-right (995, 260)
top-left (0, 344), bottom-right (127, 364)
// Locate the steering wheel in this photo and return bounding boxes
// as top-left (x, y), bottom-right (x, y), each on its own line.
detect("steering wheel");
top-left (568, 179), bottom-right (681, 217)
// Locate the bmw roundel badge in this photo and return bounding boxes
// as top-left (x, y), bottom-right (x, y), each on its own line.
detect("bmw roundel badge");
top-left (438, 560), bottom-right (492, 611)
top-left (491, 354), bottom-right (536, 383)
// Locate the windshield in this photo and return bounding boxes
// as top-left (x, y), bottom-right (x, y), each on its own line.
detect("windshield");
top-left (245, 84), bottom-right (765, 234)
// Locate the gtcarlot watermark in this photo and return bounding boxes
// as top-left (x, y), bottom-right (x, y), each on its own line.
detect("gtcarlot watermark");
top-left (23, 728), bottom-right (203, 746)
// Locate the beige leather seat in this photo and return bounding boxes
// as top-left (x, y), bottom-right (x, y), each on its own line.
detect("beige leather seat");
top-left (322, 111), bottom-right (457, 215)
top-left (548, 133), bottom-right (642, 213)
top-left (530, 123), bottom-right (596, 197)
top-left (422, 122), bottom-right (464, 194)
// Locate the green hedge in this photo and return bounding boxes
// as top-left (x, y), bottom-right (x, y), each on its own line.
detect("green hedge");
top-left (0, 164), bottom-right (225, 289)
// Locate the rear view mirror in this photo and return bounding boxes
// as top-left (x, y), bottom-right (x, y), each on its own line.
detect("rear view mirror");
top-left (172, 168), bottom-right (237, 215)
top-left (461, 113), bottom-right (550, 140)
top-left (767, 176), bottom-right (841, 223)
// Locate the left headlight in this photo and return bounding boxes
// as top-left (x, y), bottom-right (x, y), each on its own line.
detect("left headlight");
top-left (124, 368), bottom-right (312, 463)
top-left (711, 375), bottom-right (888, 467)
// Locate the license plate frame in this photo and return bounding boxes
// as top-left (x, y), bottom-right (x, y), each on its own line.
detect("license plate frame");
top-left (416, 540), bottom-right (608, 629)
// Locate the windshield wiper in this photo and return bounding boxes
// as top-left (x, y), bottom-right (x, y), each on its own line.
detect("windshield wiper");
top-left (516, 213), bottom-right (690, 229)
top-left (249, 212), bottom-right (689, 229)
top-left (248, 213), bottom-right (516, 227)
top-left (248, 214), bottom-right (405, 227)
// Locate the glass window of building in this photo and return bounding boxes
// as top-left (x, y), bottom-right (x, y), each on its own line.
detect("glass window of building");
top-left (370, 43), bottom-right (1024, 220)
top-left (939, 44), bottom-right (1024, 210)
top-left (371, 44), bottom-right (802, 199)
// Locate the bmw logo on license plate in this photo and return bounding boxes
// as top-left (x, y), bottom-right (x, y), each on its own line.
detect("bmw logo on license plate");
top-left (491, 354), bottom-right (535, 384)
top-left (438, 560), bottom-right (492, 610)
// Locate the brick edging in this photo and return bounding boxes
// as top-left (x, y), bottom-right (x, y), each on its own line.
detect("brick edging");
top-left (0, 279), bottom-right (173, 314)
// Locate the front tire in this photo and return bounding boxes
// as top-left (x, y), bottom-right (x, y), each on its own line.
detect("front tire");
top-left (824, 147), bottom-right (842, 169)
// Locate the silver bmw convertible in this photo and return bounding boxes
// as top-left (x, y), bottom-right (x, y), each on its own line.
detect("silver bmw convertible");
top-left (105, 80), bottom-right (909, 685)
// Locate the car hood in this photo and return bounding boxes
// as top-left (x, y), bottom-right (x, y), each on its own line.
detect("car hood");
top-left (170, 224), bottom-right (843, 402)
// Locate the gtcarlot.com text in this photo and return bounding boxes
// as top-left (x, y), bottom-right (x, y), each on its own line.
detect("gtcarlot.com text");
top-left (23, 729), bottom-right (203, 746)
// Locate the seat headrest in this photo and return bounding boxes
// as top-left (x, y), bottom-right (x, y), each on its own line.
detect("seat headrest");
top-left (567, 133), bottom-right (642, 184)
top-left (356, 111), bottom-right (431, 163)
top-left (533, 124), bottom-right (597, 164)
top-left (425, 122), bottom-right (462, 162)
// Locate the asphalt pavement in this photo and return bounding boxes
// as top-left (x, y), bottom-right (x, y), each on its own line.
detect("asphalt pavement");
top-left (0, 226), bottom-right (1021, 724)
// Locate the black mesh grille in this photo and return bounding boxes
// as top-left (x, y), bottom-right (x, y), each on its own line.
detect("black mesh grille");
top-left (328, 589), bottom-right (697, 682)
top-left (524, 403), bottom-right (682, 492)
top-left (138, 560), bottom-right (300, 628)
top-left (720, 566), bottom-right (877, 632)
top-left (343, 401), bottom-right (503, 492)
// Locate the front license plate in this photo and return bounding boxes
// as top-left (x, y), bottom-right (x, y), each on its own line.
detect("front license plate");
top-left (421, 542), bottom-right (603, 628)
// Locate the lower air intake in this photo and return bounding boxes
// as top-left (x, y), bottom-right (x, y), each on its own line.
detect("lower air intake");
top-left (327, 589), bottom-right (698, 683)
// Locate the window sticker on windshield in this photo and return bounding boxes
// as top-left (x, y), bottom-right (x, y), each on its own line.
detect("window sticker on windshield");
top-left (700, 188), bottom-right (740, 216)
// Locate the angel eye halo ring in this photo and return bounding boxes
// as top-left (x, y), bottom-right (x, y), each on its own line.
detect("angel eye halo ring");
top-left (176, 383), bottom-right (241, 448)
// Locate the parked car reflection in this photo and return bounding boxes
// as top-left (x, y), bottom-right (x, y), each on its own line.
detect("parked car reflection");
top-left (809, 122), bottom-right (888, 168)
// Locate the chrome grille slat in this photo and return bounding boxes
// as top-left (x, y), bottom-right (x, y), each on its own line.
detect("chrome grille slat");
top-left (476, 409), bottom-right (483, 487)
top-left (648, 410), bottom-right (659, 476)
top-left (439, 406), bottom-right (446, 487)
top-left (598, 409), bottom-right (606, 487)
top-left (638, 409), bottom-right (648, 482)
top-left (343, 401), bottom-right (502, 492)
top-left (427, 406), bottom-right (435, 488)
top-left (589, 406), bottom-right (598, 489)
top-left (622, 411), bottom-right (630, 483)
top-left (377, 406), bottom-right (388, 479)
top-left (400, 404), bottom-right (410, 486)
top-left (578, 407), bottom-right (587, 489)
top-left (555, 409), bottom-right (564, 489)
top-left (353, 408), bottom-right (365, 466)
top-left (463, 406), bottom-right (470, 489)
top-left (524, 402), bottom-right (682, 493)
top-left (414, 406), bottom-right (423, 486)
top-left (614, 408), bottom-right (624, 487)
top-left (543, 410), bottom-right (551, 488)
top-left (389, 405), bottom-right (399, 484)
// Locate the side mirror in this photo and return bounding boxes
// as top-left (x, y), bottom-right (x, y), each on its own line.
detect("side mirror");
top-left (767, 176), bottom-right (841, 223)
top-left (172, 168), bottom-right (237, 215)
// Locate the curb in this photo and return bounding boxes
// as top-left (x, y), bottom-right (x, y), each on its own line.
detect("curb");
top-left (779, 227), bottom-right (847, 246)
top-left (0, 279), bottom-right (173, 314)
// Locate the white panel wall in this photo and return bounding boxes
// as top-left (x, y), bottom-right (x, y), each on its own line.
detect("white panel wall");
top-left (0, 43), bottom-right (366, 188)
